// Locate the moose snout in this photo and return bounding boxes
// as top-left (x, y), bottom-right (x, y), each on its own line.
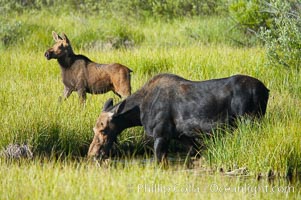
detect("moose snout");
top-left (88, 148), bottom-right (108, 163)
top-left (44, 51), bottom-right (52, 60)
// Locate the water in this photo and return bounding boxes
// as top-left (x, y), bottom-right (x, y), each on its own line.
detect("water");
top-left (98, 155), bottom-right (301, 198)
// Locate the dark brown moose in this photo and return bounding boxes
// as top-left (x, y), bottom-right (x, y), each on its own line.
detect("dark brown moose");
top-left (88, 73), bottom-right (269, 163)
top-left (45, 31), bottom-right (132, 103)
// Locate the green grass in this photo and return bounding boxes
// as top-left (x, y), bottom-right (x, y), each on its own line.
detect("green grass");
top-left (0, 159), bottom-right (299, 199)
top-left (0, 5), bottom-right (301, 199)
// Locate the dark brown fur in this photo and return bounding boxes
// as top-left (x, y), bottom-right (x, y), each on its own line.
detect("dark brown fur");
top-left (88, 73), bottom-right (269, 162)
top-left (45, 31), bottom-right (132, 103)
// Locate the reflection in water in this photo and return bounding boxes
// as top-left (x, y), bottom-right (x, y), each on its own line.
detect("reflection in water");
top-left (96, 154), bottom-right (301, 197)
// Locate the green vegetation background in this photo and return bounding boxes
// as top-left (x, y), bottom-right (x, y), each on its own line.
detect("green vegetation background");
top-left (0, 1), bottom-right (300, 199)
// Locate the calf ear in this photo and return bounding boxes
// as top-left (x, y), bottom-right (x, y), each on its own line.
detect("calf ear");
top-left (52, 31), bottom-right (62, 41)
top-left (61, 33), bottom-right (70, 44)
top-left (103, 98), bottom-right (114, 112)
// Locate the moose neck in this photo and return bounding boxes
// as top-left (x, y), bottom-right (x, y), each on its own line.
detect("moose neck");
top-left (114, 95), bottom-right (142, 134)
top-left (57, 51), bottom-right (75, 69)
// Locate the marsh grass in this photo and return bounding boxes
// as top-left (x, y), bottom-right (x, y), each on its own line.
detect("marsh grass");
top-left (1, 45), bottom-right (300, 175)
top-left (0, 6), bottom-right (301, 199)
top-left (0, 157), bottom-right (299, 199)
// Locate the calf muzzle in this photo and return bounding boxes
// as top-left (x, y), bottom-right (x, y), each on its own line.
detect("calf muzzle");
top-left (44, 51), bottom-right (52, 60)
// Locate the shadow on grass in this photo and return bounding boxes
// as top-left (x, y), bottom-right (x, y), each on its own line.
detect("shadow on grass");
top-left (17, 121), bottom-right (199, 161)
top-left (10, 122), bottom-right (90, 159)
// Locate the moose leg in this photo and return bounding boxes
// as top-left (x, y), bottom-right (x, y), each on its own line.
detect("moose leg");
top-left (63, 87), bottom-right (73, 99)
top-left (154, 137), bottom-right (168, 164)
top-left (179, 135), bottom-right (200, 156)
top-left (77, 89), bottom-right (87, 104)
top-left (59, 86), bottom-right (73, 102)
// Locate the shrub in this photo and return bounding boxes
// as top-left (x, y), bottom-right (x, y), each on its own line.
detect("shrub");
top-left (77, 22), bottom-right (145, 50)
top-left (0, 0), bottom-right (228, 18)
top-left (0, 21), bottom-right (24, 49)
top-left (228, 0), bottom-right (271, 32)
top-left (147, 0), bottom-right (227, 18)
top-left (0, 0), bottom-right (48, 13)
top-left (229, 0), bottom-right (301, 69)
top-left (258, 0), bottom-right (301, 69)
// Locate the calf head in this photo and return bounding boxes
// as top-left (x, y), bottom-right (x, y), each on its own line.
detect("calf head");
top-left (44, 31), bottom-right (73, 60)
top-left (88, 98), bottom-right (124, 159)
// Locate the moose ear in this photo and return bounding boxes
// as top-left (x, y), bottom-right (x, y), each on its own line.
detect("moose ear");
top-left (113, 100), bottom-right (126, 116)
top-left (61, 33), bottom-right (70, 44)
top-left (102, 98), bottom-right (114, 112)
top-left (52, 31), bottom-right (62, 41)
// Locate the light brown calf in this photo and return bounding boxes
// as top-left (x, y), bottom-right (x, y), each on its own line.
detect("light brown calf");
top-left (45, 31), bottom-right (132, 103)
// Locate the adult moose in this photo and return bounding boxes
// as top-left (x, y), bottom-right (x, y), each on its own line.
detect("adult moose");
top-left (88, 73), bottom-right (269, 162)
top-left (45, 31), bottom-right (132, 103)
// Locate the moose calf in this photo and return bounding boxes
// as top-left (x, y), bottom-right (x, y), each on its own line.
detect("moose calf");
top-left (45, 31), bottom-right (132, 103)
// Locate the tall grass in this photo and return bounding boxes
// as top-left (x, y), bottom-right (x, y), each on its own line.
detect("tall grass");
top-left (0, 158), bottom-right (299, 199)
top-left (1, 43), bottom-right (300, 174)
top-left (0, 4), bottom-right (300, 199)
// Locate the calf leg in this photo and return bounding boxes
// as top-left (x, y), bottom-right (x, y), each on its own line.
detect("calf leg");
top-left (59, 86), bottom-right (72, 102)
top-left (77, 89), bottom-right (87, 104)
top-left (154, 137), bottom-right (168, 164)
